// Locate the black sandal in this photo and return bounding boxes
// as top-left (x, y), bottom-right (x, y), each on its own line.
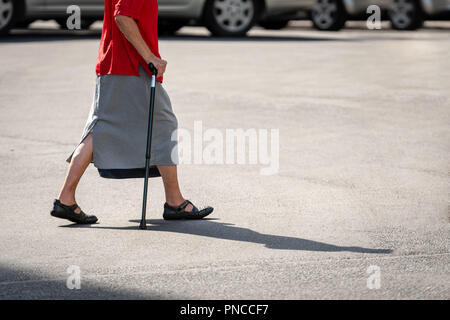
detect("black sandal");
top-left (51, 199), bottom-right (98, 224)
top-left (163, 200), bottom-right (213, 220)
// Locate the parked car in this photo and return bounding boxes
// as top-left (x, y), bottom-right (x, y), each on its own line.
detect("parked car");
top-left (0, 0), bottom-right (316, 36)
top-left (310, 0), bottom-right (450, 31)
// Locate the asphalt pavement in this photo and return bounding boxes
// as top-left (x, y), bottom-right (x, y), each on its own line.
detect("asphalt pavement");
top-left (0, 21), bottom-right (449, 299)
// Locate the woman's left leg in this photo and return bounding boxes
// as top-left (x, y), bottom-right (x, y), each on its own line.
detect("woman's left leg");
top-left (157, 164), bottom-right (214, 219)
top-left (157, 165), bottom-right (193, 212)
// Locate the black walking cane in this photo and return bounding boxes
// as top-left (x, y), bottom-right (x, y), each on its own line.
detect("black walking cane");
top-left (139, 63), bottom-right (158, 230)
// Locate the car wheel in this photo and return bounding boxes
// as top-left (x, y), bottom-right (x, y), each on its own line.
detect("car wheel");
top-left (259, 20), bottom-right (289, 30)
top-left (0, 0), bottom-right (16, 35)
top-left (389, 0), bottom-right (424, 30)
top-left (158, 19), bottom-right (186, 36)
top-left (203, 0), bottom-right (258, 37)
top-left (311, 0), bottom-right (347, 31)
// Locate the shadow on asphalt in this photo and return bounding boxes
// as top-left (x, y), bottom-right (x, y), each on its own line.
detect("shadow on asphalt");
top-left (159, 34), bottom-right (345, 42)
top-left (0, 265), bottom-right (160, 299)
top-left (1, 29), bottom-right (346, 43)
top-left (61, 219), bottom-right (392, 254)
top-left (1, 29), bottom-right (101, 43)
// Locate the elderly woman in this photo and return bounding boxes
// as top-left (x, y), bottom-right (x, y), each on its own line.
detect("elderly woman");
top-left (51, 0), bottom-right (213, 224)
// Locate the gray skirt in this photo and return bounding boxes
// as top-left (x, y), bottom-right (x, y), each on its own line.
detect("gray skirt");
top-left (66, 66), bottom-right (178, 178)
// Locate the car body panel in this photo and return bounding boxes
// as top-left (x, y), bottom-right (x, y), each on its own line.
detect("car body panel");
top-left (42, 0), bottom-right (204, 19)
top-left (21, 0), bottom-right (317, 20)
top-left (20, 0), bottom-right (450, 20)
top-left (24, 0), bottom-right (47, 15)
top-left (342, 0), bottom-right (391, 15)
top-left (158, 0), bottom-right (205, 18)
top-left (43, 0), bottom-right (103, 17)
top-left (341, 0), bottom-right (450, 15)
top-left (265, 0), bottom-right (316, 12)
top-left (421, 0), bottom-right (450, 15)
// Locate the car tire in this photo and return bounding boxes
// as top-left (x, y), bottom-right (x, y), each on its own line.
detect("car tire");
top-left (389, 0), bottom-right (424, 30)
top-left (203, 0), bottom-right (258, 37)
top-left (259, 20), bottom-right (289, 30)
top-left (158, 19), bottom-right (186, 36)
top-left (311, 0), bottom-right (347, 31)
top-left (0, 0), bottom-right (18, 36)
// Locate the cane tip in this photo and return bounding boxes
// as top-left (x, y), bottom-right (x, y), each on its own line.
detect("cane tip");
top-left (139, 222), bottom-right (147, 230)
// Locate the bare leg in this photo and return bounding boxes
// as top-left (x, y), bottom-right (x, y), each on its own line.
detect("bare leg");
top-left (157, 165), bottom-right (193, 212)
top-left (58, 133), bottom-right (93, 214)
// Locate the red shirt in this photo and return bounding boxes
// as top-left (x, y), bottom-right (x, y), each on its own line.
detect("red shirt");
top-left (96, 0), bottom-right (163, 82)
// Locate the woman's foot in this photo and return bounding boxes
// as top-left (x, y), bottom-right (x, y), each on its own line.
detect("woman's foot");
top-left (58, 194), bottom-right (81, 213)
top-left (50, 199), bottom-right (98, 224)
top-left (163, 200), bottom-right (213, 220)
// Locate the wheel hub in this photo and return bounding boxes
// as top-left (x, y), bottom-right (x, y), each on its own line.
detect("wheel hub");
top-left (213, 0), bottom-right (254, 32)
top-left (390, 0), bottom-right (414, 28)
top-left (312, 0), bottom-right (338, 29)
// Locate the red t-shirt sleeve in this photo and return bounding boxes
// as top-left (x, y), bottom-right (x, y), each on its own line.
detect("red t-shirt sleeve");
top-left (114, 0), bottom-right (145, 20)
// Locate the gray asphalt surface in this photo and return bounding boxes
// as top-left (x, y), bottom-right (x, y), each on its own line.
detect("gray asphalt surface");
top-left (0, 21), bottom-right (449, 299)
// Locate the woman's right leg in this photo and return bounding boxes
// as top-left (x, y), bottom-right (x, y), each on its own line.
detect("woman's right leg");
top-left (57, 132), bottom-right (93, 213)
